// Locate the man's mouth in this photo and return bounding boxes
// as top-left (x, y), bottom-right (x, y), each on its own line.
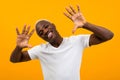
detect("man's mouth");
top-left (47, 31), bottom-right (53, 39)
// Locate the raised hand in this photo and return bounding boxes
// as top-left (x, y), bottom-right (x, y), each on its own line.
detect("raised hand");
top-left (16, 25), bottom-right (34, 48)
top-left (64, 5), bottom-right (86, 34)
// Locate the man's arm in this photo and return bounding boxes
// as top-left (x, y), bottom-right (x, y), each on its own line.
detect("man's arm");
top-left (64, 5), bottom-right (114, 46)
top-left (10, 46), bottom-right (31, 63)
top-left (83, 22), bottom-right (113, 46)
top-left (10, 25), bottom-right (34, 63)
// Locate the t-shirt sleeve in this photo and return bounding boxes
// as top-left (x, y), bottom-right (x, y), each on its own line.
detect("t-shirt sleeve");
top-left (28, 45), bottom-right (41, 60)
top-left (71, 34), bottom-right (91, 48)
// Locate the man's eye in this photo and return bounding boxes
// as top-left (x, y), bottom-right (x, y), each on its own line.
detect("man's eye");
top-left (44, 25), bottom-right (49, 29)
top-left (39, 31), bottom-right (43, 35)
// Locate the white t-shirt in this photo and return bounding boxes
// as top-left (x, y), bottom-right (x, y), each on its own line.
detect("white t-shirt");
top-left (28, 34), bottom-right (90, 80)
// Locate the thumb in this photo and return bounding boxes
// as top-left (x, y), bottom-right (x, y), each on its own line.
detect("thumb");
top-left (72, 26), bottom-right (78, 34)
top-left (26, 44), bottom-right (33, 48)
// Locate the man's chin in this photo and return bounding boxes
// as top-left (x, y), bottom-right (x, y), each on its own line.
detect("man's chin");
top-left (45, 35), bottom-right (56, 42)
top-left (48, 37), bottom-right (55, 43)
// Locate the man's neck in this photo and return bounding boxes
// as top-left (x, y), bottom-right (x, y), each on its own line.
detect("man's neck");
top-left (50, 36), bottom-right (63, 48)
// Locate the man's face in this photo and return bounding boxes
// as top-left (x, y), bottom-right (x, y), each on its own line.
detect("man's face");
top-left (36, 20), bottom-right (58, 42)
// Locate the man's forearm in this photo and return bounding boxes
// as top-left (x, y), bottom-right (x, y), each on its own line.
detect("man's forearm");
top-left (83, 22), bottom-right (114, 41)
top-left (10, 46), bottom-right (23, 63)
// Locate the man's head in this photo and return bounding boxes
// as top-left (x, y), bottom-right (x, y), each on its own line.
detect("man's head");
top-left (35, 20), bottom-right (60, 43)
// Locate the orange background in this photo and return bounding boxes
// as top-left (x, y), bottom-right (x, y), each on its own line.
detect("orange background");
top-left (0, 0), bottom-right (119, 80)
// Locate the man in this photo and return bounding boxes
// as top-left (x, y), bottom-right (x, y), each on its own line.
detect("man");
top-left (10, 5), bottom-right (114, 80)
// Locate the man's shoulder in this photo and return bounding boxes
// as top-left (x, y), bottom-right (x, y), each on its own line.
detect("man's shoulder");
top-left (30, 43), bottom-right (47, 50)
top-left (66, 34), bottom-right (83, 39)
top-left (65, 34), bottom-right (91, 42)
top-left (68, 34), bottom-right (90, 38)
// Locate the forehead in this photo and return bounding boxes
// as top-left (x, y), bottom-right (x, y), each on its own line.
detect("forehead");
top-left (36, 20), bottom-right (51, 29)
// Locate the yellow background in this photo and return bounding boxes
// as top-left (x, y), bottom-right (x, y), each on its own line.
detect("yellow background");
top-left (0, 0), bottom-right (119, 80)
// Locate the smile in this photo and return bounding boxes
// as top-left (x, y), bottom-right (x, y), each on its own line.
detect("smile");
top-left (48, 32), bottom-right (53, 39)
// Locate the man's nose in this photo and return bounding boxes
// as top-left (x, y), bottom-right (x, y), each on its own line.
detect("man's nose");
top-left (43, 28), bottom-right (48, 35)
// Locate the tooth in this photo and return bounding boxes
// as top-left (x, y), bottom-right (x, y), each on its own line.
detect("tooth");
top-left (48, 32), bottom-right (52, 38)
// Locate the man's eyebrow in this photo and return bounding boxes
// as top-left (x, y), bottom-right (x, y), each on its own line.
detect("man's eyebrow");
top-left (43, 24), bottom-right (49, 28)
top-left (43, 24), bottom-right (45, 28)
top-left (39, 24), bottom-right (45, 29)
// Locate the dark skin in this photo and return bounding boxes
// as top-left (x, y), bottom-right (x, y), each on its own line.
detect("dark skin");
top-left (10, 5), bottom-right (114, 63)
top-left (35, 20), bottom-right (63, 47)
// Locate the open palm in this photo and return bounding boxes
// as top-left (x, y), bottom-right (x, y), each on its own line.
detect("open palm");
top-left (16, 25), bottom-right (34, 48)
top-left (64, 5), bottom-right (86, 33)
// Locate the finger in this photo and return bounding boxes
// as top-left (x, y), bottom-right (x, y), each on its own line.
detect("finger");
top-left (77, 5), bottom-right (80, 12)
top-left (25, 25), bottom-right (30, 35)
top-left (65, 7), bottom-right (74, 16)
top-left (16, 27), bottom-right (20, 35)
top-left (28, 29), bottom-right (35, 37)
top-left (22, 24), bottom-right (26, 34)
top-left (69, 5), bottom-right (76, 14)
top-left (72, 26), bottom-right (78, 34)
top-left (63, 12), bottom-right (72, 21)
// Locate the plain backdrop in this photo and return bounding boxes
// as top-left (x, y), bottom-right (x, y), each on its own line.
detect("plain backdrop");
top-left (0, 0), bottom-right (119, 80)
